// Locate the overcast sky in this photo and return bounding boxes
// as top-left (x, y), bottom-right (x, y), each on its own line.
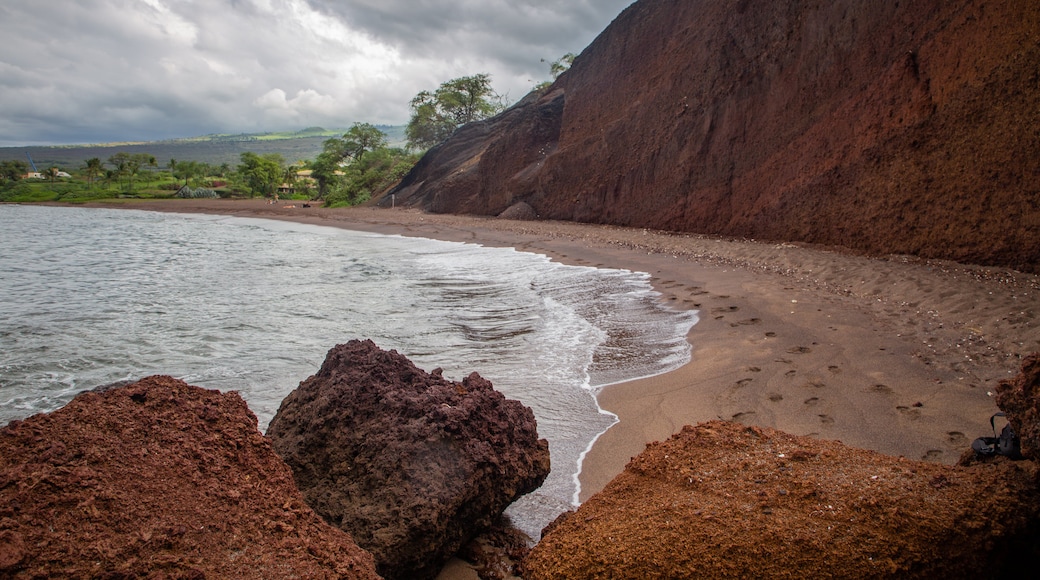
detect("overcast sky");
top-left (0, 0), bottom-right (632, 146)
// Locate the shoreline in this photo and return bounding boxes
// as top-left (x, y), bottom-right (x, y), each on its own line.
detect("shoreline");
top-left (65, 199), bottom-right (1040, 501)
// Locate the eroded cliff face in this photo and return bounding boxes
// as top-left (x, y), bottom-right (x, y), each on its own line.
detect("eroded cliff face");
top-left (385, 0), bottom-right (1040, 271)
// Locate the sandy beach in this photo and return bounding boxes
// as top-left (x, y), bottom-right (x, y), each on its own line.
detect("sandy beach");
top-left (77, 199), bottom-right (1039, 502)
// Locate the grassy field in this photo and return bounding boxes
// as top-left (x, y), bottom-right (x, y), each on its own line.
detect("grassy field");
top-left (0, 170), bottom-right (212, 203)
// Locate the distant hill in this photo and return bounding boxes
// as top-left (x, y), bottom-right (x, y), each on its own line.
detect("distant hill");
top-left (385, 0), bottom-right (1040, 272)
top-left (0, 126), bottom-right (407, 170)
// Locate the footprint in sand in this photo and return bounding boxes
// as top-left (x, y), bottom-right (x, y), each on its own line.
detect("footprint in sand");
top-left (731, 318), bottom-right (762, 327)
top-left (768, 393), bottom-right (784, 402)
top-left (897, 405), bottom-right (921, 419)
top-left (736, 378), bottom-right (753, 387)
top-left (922, 449), bottom-right (943, 462)
top-left (827, 365), bottom-right (841, 374)
top-left (784, 370), bottom-right (797, 378)
top-left (818, 414), bottom-right (834, 424)
top-left (803, 381), bottom-right (826, 389)
top-left (870, 384), bottom-right (893, 394)
top-left (732, 411), bottom-right (756, 422)
top-left (747, 367), bottom-right (762, 373)
top-left (765, 332), bottom-right (777, 338)
top-left (947, 431), bottom-right (969, 447)
top-left (804, 397), bottom-right (820, 406)
top-left (787, 346), bottom-right (812, 354)
top-left (711, 306), bottom-right (740, 315)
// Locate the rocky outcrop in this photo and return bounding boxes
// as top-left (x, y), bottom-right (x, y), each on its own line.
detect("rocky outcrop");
top-left (523, 421), bottom-right (1040, 579)
top-left (0, 376), bottom-right (379, 579)
top-left (497, 201), bottom-right (538, 221)
top-left (384, 0), bottom-right (1040, 272)
top-left (996, 353), bottom-right (1040, 459)
top-left (266, 340), bottom-right (550, 580)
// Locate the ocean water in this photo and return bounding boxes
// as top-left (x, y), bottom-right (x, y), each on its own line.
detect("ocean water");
top-left (0, 204), bottom-right (698, 536)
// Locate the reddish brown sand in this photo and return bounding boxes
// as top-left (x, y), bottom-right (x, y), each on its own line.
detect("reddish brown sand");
top-left (74, 198), bottom-right (1040, 575)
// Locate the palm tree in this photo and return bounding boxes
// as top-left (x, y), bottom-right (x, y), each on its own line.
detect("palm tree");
top-left (282, 165), bottom-right (298, 195)
top-left (84, 157), bottom-right (102, 187)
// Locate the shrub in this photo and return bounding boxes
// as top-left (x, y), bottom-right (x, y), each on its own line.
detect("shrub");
top-left (0, 181), bottom-right (39, 202)
top-left (176, 186), bottom-right (218, 198)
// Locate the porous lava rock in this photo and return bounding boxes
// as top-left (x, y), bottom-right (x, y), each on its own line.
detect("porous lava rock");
top-left (996, 353), bottom-right (1040, 459)
top-left (523, 421), bottom-right (1040, 579)
top-left (384, 0), bottom-right (1040, 272)
top-left (266, 340), bottom-right (550, 580)
top-left (0, 375), bottom-right (380, 579)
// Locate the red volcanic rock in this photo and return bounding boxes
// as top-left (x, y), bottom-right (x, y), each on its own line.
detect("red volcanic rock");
top-left (384, 0), bottom-right (1040, 272)
top-left (996, 353), bottom-right (1040, 459)
top-left (523, 421), bottom-right (1040, 579)
top-left (266, 340), bottom-right (550, 580)
top-left (0, 376), bottom-right (379, 579)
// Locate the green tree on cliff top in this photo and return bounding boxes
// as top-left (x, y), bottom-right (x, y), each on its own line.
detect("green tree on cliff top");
top-left (405, 74), bottom-right (505, 151)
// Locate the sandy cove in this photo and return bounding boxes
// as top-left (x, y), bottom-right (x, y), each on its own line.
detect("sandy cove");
top-left (77, 199), bottom-right (1040, 501)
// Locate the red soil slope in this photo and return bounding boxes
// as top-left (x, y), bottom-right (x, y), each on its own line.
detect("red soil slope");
top-left (385, 0), bottom-right (1040, 272)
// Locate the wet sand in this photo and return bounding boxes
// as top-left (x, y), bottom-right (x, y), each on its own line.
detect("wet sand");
top-left (77, 199), bottom-right (1039, 501)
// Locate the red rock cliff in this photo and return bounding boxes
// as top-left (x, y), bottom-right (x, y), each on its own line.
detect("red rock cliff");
top-left (384, 0), bottom-right (1040, 272)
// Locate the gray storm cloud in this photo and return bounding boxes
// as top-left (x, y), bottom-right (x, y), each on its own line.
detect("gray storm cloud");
top-left (0, 0), bottom-right (630, 146)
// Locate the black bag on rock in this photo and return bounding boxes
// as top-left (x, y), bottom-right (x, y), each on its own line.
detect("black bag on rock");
top-left (971, 412), bottom-right (1022, 459)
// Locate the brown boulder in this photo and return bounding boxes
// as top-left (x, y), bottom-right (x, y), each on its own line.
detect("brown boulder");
top-left (497, 201), bottom-right (538, 221)
top-left (524, 421), bottom-right (1040, 579)
top-left (0, 375), bottom-right (379, 579)
top-left (266, 340), bottom-right (550, 580)
top-left (996, 353), bottom-right (1040, 459)
top-left (384, 0), bottom-right (1040, 272)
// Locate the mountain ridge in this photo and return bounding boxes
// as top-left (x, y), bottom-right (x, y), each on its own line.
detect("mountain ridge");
top-left (1, 126), bottom-right (407, 169)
